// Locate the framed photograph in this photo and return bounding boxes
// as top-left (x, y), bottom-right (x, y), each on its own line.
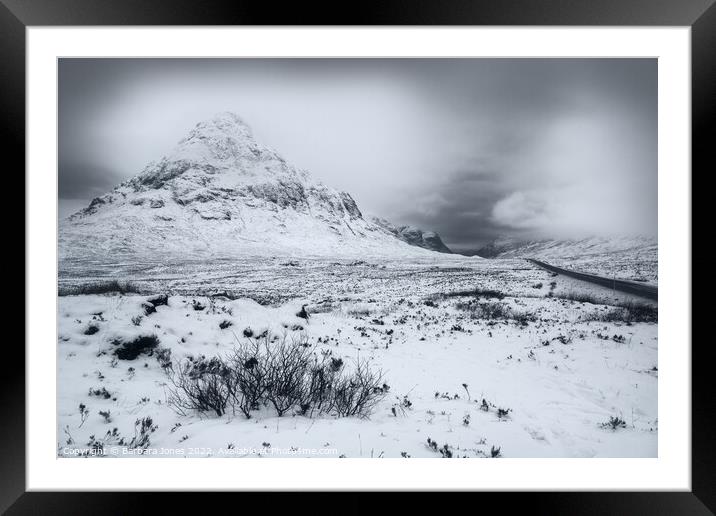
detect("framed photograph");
top-left (8, 0), bottom-right (710, 512)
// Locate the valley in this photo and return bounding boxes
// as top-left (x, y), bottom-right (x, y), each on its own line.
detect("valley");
top-left (56, 112), bottom-right (658, 459)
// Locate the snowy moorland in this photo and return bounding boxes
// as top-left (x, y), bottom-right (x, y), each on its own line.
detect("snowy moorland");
top-left (477, 236), bottom-right (658, 284)
top-left (57, 113), bottom-right (657, 458)
top-left (58, 256), bottom-right (657, 458)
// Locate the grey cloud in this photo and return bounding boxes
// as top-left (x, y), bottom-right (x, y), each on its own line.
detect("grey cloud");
top-left (58, 159), bottom-right (125, 199)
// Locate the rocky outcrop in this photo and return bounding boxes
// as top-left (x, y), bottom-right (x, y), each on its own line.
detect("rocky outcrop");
top-left (370, 217), bottom-right (452, 254)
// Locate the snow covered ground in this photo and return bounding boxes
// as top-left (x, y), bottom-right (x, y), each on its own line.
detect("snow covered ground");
top-left (57, 257), bottom-right (657, 458)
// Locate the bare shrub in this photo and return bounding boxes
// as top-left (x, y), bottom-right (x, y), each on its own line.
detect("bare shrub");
top-left (512, 311), bottom-right (538, 326)
top-left (88, 386), bottom-right (112, 400)
top-left (224, 339), bottom-right (270, 418)
top-left (600, 415), bottom-right (627, 430)
top-left (344, 303), bottom-right (372, 317)
top-left (332, 358), bottom-right (387, 418)
top-left (155, 347), bottom-right (172, 370)
top-left (263, 335), bottom-right (314, 416)
top-left (111, 334), bottom-right (160, 360)
top-left (309, 301), bottom-right (341, 314)
top-left (84, 324), bottom-right (100, 335)
top-left (583, 300), bottom-right (657, 323)
top-left (553, 291), bottom-right (657, 323)
top-left (166, 332), bottom-right (387, 419)
top-left (58, 279), bottom-right (140, 296)
top-left (167, 356), bottom-right (231, 417)
top-left (456, 300), bottom-right (538, 325)
top-left (456, 300), bottom-right (511, 320)
top-left (556, 291), bottom-right (603, 304)
top-left (299, 354), bottom-right (343, 416)
top-left (426, 437), bottom-right (453, 458)
top-left (439, 288), bottom-right (505, 300)
top-left (129, 417), bottom-right (158, 449)
top-left (84, 416), bottom-right (157, 455)
top-left (604, 301), bottom-right (657, 323)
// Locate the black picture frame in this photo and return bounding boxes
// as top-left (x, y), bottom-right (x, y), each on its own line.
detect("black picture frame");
top-left (6, 0), bottom-right (711, 513)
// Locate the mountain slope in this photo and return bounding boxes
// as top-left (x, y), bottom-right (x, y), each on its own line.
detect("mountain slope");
top-left (60, 113), bottom-right (446, 261)
top-left (466, 236), bottom-right (524, 258)
top-left (473, 235), bottom-right (658, 282)
top-left (474, 235), bottom-right (657, 261)
top-left (370, 217), bottom-right (452, 254)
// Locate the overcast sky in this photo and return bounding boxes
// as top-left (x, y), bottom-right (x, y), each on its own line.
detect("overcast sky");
top-left (59, 58), bottom-right (657, 250)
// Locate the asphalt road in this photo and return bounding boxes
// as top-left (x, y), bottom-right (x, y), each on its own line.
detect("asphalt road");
top-left (528, 259), bottom-right (658, 301)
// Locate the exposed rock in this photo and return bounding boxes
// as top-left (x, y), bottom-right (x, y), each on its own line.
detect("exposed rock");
top-left (369, 217), bottom-right (452, 254)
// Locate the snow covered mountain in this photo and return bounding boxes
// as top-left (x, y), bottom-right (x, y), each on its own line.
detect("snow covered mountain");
top-left (60, 112), bottom-right (449, 261)
top-left (473, 235), bottom-right (657, 261)
top-left (469, 235), bottom-right (658, 282)
top-left (370, 217), bottom-right (452, 254)
top-left (466, 236), bottom-right (525, 258)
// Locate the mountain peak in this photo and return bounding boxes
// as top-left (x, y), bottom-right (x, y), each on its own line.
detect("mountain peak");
top-left (121, 112), bottom-right (285, 191)
top-left (62, 112), bottom-right (453, 260)
top-left (187, 111), bottom-right (254, 140)
top-left (173, 111), bottom-right (260, 162)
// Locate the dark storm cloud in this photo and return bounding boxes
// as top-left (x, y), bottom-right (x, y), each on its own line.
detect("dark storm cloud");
top-left (393, 169), bottom-right (512, 249)
top-left (58, 58), bottom-right (657, 247)
top-left (57, 159), bottom-right (125, 199)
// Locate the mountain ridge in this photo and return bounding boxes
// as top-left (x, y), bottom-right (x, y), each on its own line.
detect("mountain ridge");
top-left (61, 112), bottom-right (451, 261)
top-left (369, 216), bottom-right (453, 254)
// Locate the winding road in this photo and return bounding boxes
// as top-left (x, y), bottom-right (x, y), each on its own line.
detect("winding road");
top-left (528, 259), bottom-right (658, 301)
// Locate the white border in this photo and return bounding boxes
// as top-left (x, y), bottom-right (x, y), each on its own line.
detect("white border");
top-left (27, 27), bottom-right (691, 491)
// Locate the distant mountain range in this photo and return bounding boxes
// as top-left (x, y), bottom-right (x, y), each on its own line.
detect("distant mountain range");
top-left (369, 217), bottom-right (452, 254)
top-left (467, 235), bottom-right (657, 261)
top-left (59, 112), bottom-right (452, 261)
